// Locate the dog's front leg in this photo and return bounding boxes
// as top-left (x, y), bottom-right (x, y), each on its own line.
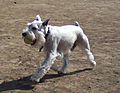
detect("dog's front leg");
top-left (31, 52), bottom-right (57, 82)
top-left (50, 54), bottom-right (69, 74)
top-left (58, 54), bottom-right (69, 74)
top-left (31, 37), bottom-right (59, 82)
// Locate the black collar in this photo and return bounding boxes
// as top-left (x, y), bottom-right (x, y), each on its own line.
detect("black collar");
top-left (44, 27), bottom-right (50, 40)
top-left (39, 27), bottom-right (50, 52)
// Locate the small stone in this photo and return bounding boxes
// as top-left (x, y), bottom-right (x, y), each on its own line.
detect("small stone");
top-left (14, 2), bottom-right (17, 4)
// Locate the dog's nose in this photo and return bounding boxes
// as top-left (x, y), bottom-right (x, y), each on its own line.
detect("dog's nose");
top-left (22, 32), bottom-right (27, 37)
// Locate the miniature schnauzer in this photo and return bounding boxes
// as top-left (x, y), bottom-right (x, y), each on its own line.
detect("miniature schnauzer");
top-left (22, 15), bottom-right (96, 82)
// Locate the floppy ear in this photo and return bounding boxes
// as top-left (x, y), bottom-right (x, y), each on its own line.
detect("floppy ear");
top-left (35, 15), bottom-right (42, 22)
top-left (42, 19), bottom-right (50, 26)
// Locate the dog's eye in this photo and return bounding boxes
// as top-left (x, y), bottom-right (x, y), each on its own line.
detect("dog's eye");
top-left (32, 27), bottom-right (37, 30)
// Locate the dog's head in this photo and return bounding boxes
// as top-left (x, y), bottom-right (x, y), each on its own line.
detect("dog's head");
top-left (22, 15), bottom-right (49, 48)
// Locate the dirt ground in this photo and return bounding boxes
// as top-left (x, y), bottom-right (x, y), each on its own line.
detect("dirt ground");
top-left (0, 0), bottom-right (120, 93)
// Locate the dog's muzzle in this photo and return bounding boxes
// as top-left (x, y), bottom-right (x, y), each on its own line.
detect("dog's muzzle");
top-left (22, 32), bottom-right (36, 45)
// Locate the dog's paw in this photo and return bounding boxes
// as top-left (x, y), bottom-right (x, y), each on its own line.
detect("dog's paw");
top-left (30, 73), bottom-right (45, 83)
top-left (91, 61), bottom-right (96, 66)
top-left (90, 61), bottom-right (96, 70)
top-left (30, 75), bottom-right (40, 83)
top-left (57, 69), bottom-right (68, 75)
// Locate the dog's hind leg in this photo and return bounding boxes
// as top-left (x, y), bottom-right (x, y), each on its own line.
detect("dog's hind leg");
top-left (79, 32), bottom-right (96, 67)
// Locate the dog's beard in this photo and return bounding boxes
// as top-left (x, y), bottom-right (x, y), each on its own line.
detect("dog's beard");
top-left (23, 32), bottom-right (36, 45)
top-left (23, 36), bottom-right (36, 44)
top-left (22, 29), bottom-right (46, 50)
top-left (31, 33), bottom-right (46, 49)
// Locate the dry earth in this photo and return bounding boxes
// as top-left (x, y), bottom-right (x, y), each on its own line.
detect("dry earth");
top-left (0, 0), bottom-right (120, 93)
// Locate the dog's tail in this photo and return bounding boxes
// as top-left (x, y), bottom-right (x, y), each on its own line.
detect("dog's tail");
top-left (74, 21), bottom-right (80, 27)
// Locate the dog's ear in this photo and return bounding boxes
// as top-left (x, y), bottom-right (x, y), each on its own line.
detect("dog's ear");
top-left (35, 15), bottom-right (42, 22)
top-left (42, 19), bottom-right (50, 26)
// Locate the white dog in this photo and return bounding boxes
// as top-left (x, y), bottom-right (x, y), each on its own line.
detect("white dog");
top-left (22, 15), bottom-right (96, 82)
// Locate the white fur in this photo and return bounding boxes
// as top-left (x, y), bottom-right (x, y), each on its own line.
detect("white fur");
top-left (31, 23), bottom-right (96, 82)
top-left (22, 15), bottom-right (96, 82)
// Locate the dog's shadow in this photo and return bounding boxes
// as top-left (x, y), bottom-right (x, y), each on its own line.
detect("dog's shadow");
top-left (0, 68), bottom-right (92, 92)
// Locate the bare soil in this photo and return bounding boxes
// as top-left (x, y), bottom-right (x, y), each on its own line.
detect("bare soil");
top-left (0, 0), bottom-right (120, 93)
